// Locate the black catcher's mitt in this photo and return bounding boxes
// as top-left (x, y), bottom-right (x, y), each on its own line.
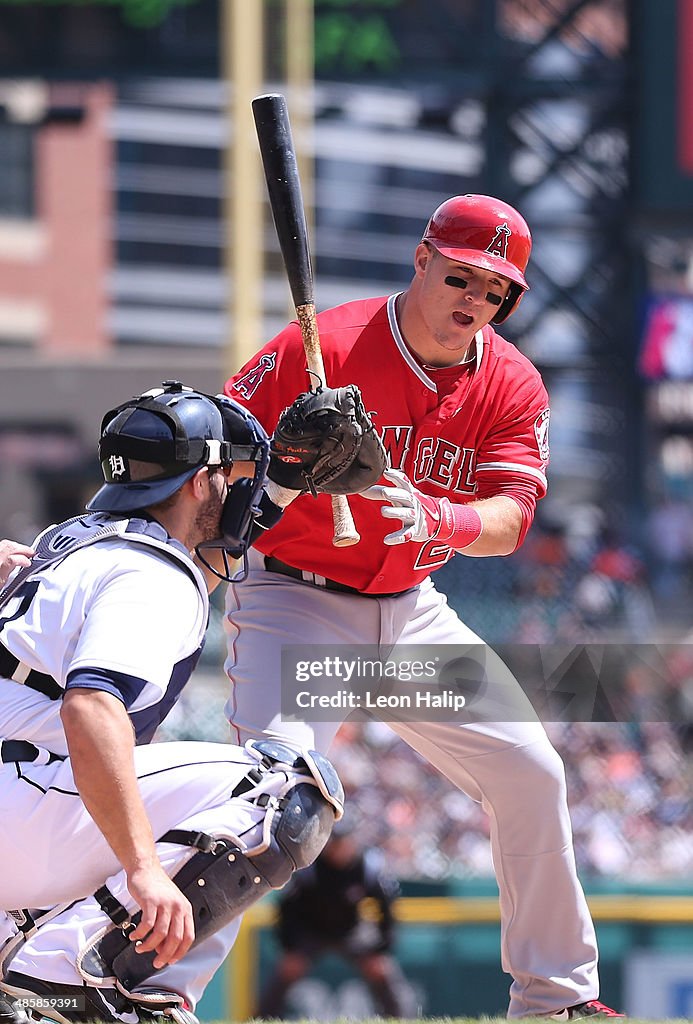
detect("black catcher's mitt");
top-left (269, 385), bottom-right (387, 496)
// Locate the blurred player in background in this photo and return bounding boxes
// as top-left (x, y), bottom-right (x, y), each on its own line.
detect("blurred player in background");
top-left (223, 195), bottom-right (623, 1020)
top-left (257, 810), bottom-right (408, 1019)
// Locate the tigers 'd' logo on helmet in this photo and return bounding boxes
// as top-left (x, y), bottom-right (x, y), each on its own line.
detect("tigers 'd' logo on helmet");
top-left (109, 455), bottom-right (128, 480)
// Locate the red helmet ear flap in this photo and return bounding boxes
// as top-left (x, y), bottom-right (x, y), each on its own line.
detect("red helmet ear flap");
top-left (491, 281), bottom-right (525, 324)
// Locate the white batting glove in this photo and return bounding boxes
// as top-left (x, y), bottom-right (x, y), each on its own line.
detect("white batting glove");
top-left (360, 469), bottom-right (484, 549)
top-left (360, 469), bottom-right (441, 545)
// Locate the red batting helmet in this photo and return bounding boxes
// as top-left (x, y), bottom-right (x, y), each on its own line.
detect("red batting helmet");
top-left (422, 194), bottom-right (531, 323)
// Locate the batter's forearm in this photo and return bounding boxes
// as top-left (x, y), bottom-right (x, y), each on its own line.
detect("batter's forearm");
top-left (362, 470), bottom-right (525, 554)
top-left (460, 495), bottom-right (522, 556)
top-left (61, 688), bottom-right (158, 875)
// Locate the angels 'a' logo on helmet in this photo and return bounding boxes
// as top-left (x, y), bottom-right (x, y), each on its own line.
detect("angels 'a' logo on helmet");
top-left (486, 222), bottom-right (511, 259)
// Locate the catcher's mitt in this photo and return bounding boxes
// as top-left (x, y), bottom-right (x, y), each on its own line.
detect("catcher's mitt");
top-left (268, 384), bottom-right (387, 496)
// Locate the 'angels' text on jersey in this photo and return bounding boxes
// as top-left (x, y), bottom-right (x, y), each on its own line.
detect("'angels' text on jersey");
top-left (380, 426), bottom-right (477, 494)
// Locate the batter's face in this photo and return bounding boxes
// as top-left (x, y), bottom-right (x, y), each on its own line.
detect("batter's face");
top-left (410, 243), bottom-right (512, 363)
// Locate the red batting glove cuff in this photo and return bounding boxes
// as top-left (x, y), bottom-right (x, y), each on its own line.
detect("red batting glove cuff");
top-left (436, 497), bottom-right (483, 549)
top-left (417, 490), bottom-right (483, 549)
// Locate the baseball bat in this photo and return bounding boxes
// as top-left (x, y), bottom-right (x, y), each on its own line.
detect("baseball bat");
top-left (252, 92), bottom-right (360, 547)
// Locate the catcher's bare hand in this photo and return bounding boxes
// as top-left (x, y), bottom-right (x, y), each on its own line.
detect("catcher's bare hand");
top-left (0, 540), bottom-right (35, 585)
top-left (127, 861), bottom-right (195, 968)
top-left (268, 384), bottom-right (387, 496)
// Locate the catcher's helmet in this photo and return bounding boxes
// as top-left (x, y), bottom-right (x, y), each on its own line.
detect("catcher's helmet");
top-left (87, 381), bottom-right (270, 579)
top-left (423, 194), bottom-right (531, 323)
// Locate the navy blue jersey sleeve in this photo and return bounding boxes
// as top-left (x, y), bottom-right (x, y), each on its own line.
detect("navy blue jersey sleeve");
top-left (65, 667), bottom-right (148, 706)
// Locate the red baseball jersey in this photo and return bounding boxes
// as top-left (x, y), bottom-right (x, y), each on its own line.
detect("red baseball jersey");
top-left (224, 294), bottom-right (550, 594)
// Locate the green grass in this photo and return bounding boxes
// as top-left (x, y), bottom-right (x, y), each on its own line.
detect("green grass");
top-left (240, 1019), bottom-right (684, 1024)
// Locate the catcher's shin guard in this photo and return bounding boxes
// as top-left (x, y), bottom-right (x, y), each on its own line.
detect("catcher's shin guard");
top-left (79, 743), bottom-right (343, 995)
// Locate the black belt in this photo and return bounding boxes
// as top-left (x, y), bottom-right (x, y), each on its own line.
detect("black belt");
top-left (0, 643), bottom-right (63, 701)
top-left (263, 556), bottom-right (415, 599)
top-left (0, 739), bottom-right (64, 764)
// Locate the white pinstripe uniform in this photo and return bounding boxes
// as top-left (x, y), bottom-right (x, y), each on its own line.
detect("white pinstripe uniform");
top-left (0, 515), bottom-right (336, 1010)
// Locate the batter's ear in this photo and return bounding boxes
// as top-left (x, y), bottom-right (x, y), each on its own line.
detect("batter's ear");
top-left (414, 241), bottom-right (432, 277)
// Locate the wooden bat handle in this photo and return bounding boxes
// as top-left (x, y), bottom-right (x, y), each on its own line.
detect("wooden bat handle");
top-left (251, 93), bottom-right (359, 548)
top-left (296, 304), bottom-right (361, 548)
top-left (330, 494), bottom-right (361, 548)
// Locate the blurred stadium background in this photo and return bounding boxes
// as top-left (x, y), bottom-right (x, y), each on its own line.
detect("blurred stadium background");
top-left (2, 0), bottom-right (693, 1018)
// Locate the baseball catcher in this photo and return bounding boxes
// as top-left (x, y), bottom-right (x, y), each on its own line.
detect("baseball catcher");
top-left (0, 382), bottom-right (344, 1024)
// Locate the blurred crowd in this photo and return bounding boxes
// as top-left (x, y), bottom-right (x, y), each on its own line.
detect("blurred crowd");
top-left (439, 493), bottom-right (693, 645)
top-left (158, 656), bottom-right (693, 882)
top-left (512, 520), bottom-right (656, 643)
top-left (327, 715), bottom-right (693, 883)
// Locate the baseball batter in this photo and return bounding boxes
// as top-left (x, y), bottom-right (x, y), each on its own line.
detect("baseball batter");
top-left (0, 383), bottom-right (346, 1024)
top-left (223, 196), bottom-right (623, 1020)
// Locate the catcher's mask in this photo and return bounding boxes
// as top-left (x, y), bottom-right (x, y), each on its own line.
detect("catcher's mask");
top-left (423, 193), bottom-right (531, 324)
top-left (87, 381), bottom-right (270, 581)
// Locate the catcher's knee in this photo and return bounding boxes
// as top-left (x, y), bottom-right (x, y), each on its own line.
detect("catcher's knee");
top-left (78, 741), bottom-right (344, 994)
top-left (241, 738), bottom-right (344, 875)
